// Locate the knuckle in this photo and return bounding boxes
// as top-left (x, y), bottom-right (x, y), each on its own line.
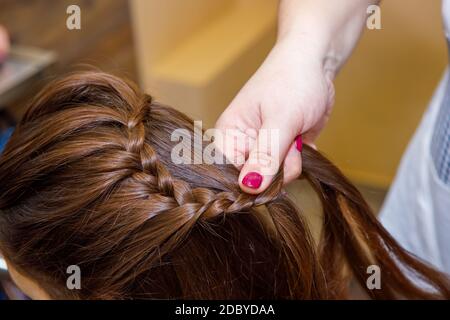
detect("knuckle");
top-left (248, 151), bottom-right (280, 176)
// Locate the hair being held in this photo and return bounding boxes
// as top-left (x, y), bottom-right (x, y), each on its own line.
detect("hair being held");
top-left (0, 71), bottom-right (449, 299)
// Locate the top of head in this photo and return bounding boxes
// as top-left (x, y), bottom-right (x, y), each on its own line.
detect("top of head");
top-left (0, 71), bottom-right (292, 299)
top-left (2, 71), bottom-right (450, 300)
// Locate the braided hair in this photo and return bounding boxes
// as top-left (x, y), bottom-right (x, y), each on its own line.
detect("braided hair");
top-left (0, 71), bottom-right (449, 299)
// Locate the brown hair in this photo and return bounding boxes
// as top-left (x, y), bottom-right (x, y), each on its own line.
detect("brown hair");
top-left (0, 71), bottom-right (449, 299)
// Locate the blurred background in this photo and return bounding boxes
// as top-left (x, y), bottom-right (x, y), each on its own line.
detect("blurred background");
top-left (0, 0), bottom-right (447, 212)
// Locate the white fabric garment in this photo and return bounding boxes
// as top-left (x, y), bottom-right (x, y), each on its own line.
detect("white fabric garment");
top-left (379, 0), bottom-right (450, 274)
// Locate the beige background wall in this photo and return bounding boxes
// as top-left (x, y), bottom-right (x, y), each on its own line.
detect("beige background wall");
top-left (131, 0), bottom-right (448, 189)
top-left (130, 0), bottom-right (278, 128)
top-left (131, 0), bottom-right (278, 125)
top-left (319, 0), bottom-right (447, 188)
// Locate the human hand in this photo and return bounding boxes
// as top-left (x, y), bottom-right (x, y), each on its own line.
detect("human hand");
top-left (215, 36), bottom-right (336, 194)
top-left (0, 25), bottom-right (10, 63)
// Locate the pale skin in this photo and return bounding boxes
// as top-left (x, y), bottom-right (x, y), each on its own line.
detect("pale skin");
top-left (4, 260), bottom-right (50, 300)
top-left (216, 0), bottom-right (380, 194)
top-left (2, 1), bottom-right (379, 299)
top-left (0, 25), bottom-right (9, 63)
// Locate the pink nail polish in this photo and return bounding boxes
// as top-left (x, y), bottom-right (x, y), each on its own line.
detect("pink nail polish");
top-left (295, 135), bottom-right (303, 152)
top-left (242, 172), bottom-right (263, 189)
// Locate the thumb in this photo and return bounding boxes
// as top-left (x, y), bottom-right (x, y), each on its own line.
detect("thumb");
top-left (238, 117), bottom-right (300, 194)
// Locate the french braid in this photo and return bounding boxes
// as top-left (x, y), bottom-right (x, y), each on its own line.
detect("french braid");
top-left (0, 71), bottom-right (449, 300)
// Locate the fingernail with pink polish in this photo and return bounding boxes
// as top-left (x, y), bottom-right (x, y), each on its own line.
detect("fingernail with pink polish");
top-left (295, 135), bottom-right (303, 152)
top-left (242, 172), bottom-right (263, 189)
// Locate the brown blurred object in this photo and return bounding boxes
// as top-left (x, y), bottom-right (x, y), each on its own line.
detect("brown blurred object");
top-left (0, 0), bottom-right (136, 119)
top-left (0, 109), bottom-right (15, 131)
top-left (0, 46), bottom-right (56, 109)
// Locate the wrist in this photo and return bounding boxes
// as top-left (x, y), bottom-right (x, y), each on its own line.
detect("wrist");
top-left (276, 0), bottom-right (374, 80)
top-left (275, 28), bottom-right (339, 80)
